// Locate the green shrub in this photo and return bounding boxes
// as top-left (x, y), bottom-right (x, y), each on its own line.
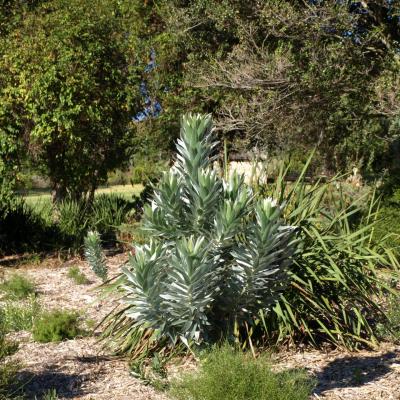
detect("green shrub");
top-left (374, 189), bottom-right (400, 257)
top-left (259, 163), bottom-right (398, 349)
top-left (0, 274), bottom-right (36, 299)
top-left (32, 310), bottom-right (83, 343)
top-left (170, 345), bottom-right (314, 400)
top-left (84, 231), bottom-right (108, 281)
top-left (130, 159), bottom-right (167, 185)
top-left (90, 193), bottom-right (133, 242)
top-left (0, 310), bottom-right (19, 358)
top-left (99, 114), bottom-right (298, 354)
top-left (57, 199), bottom-right (90, 250)
top-left (377, 293), bottom-right (400, 342)
top-left (386, 295), bottom-right (400, 342)
top-left (0, 199), bottom-right (54, 255)
top-left (3, 296), bottom-right (41, 332)
top-left (67, 266), bottom-right (89, 285)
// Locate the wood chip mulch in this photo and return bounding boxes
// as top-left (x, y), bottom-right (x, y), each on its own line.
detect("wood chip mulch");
top-left (3, 253), bottom-right (400, 399)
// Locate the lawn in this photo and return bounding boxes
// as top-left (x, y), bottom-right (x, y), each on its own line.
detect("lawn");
top-left (22, 184), bottom-right (143, 209)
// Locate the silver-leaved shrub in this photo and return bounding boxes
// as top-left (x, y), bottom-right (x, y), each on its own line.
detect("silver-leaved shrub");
top-left (120, 114), bottom-right (298, 346)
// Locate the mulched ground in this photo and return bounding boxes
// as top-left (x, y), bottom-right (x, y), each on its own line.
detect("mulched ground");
top-left (275, 344), bottom-right (400, 400)
top-left (2, 254), bottom-right (400, 399)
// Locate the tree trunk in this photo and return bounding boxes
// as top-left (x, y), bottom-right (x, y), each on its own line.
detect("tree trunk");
top-left (87, 184), bottom-right (96, 208)
top-left (51, 182), bottom-right (67, 204)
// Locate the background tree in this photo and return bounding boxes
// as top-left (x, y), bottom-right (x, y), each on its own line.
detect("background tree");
top-left (152, 0), bottom-right (400, 175)
top-left (0, 0), bottom-right (147, 202)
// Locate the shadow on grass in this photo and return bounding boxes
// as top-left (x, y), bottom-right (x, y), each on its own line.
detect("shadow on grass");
top-left (314, 351), bottom-right (399, 395)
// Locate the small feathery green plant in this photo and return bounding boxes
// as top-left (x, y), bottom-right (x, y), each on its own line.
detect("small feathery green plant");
top-left (2, 296), bottom-right (41, 332)
top-left (32, 309), bottom-right (83, 343)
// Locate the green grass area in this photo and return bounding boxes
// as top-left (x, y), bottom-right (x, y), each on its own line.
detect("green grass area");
top-left (22, 184), bottom-right (143, 209)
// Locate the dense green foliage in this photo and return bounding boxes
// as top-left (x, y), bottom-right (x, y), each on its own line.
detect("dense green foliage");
top-left (0, 0), bottom-right (145, 202)
top-left (0, 193), bottom-right (134, 254)
top-left (1, 1), bottom-right (399, 207)
top-left (170, 345), bottom-right (314, 400)
top-left (151, 0), bottom-right (400, 175)
top-left (32, 309), bottom-right (83, 343)
top-left (261, 168), bottom-right (398, 349)
top-left (1, 0), bottom-right (400, 258)
top-left (0, 274), bottom-right (36, 300)
top-left (375, 188), bottom-right (400, 256)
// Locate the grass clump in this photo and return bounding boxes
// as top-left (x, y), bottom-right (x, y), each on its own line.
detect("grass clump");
top-left (32, 309), bottom-right (83, 343)
top-left (377, 292), bottom-right (400, 342)
top-left (169, 346), bottom-right (314, 400)
top-left (0, 274), bottom-right (36, 299)
top-left (3, 296), bottom-right (41, 332)
top-left (67, 266), bottom-right (89, 285)
top-left (0, 308), bottom-right (20, 399)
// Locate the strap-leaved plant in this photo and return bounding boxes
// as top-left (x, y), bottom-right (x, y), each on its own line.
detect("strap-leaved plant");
top-left (108, 114), bottom-right (298, 348)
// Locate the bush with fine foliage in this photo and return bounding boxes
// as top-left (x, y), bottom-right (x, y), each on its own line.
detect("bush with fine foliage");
top-left (0, 309), bottom-right (19, 399)
top-left (67, 266), bottom-right (89, 285)
top-left (2, 296), bottom-right (41, 333)
top-left (170, 345), bottom-right (314, 400)
top-left (32, 310), bottom-right (83, 343)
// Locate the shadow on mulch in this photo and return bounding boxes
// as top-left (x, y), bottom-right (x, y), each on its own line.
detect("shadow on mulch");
top-left (314, 351), bottom-right (399, 395)
top-left (14, 368), bottom-right (90, 398)
top-left (76, 355), bottom-right (115, 364)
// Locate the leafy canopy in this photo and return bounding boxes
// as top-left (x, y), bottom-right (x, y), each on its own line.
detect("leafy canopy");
top-left (0, 0), bottom-right (142, 201)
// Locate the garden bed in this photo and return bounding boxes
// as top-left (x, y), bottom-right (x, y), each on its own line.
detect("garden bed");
top-left (3, 254), bottom-right (400, 400)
